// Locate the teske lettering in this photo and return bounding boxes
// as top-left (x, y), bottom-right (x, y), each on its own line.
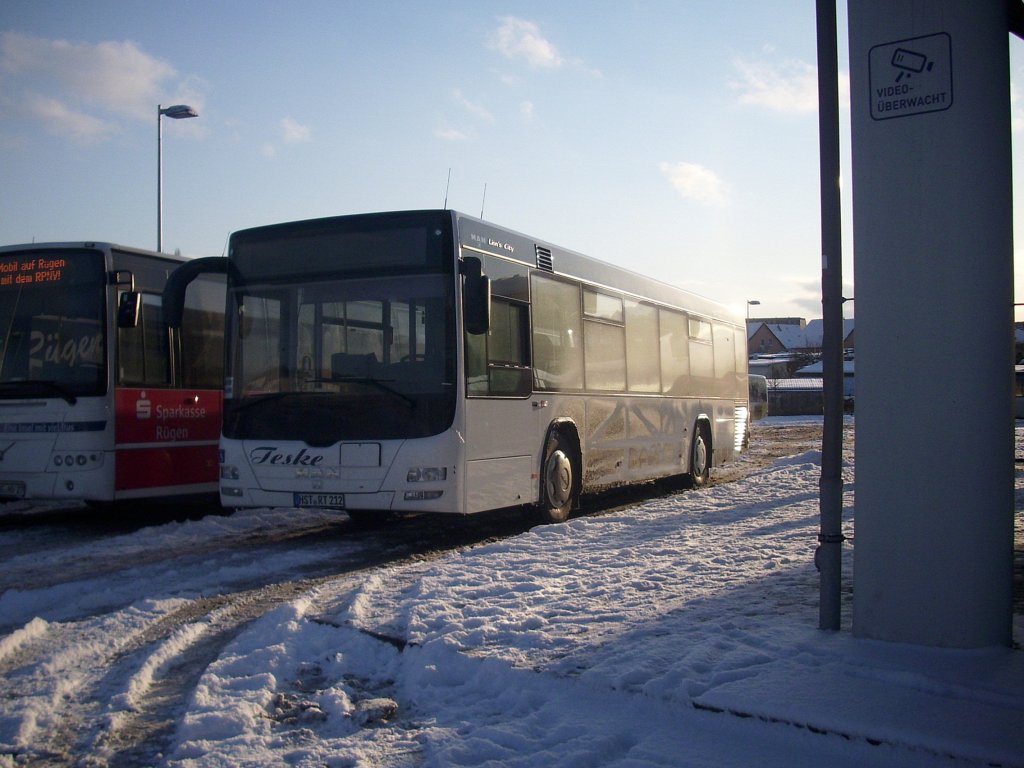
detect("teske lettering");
top-left (248, 446), bottom-right (325, 466)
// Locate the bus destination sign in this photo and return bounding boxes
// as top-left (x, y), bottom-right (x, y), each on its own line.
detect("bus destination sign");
top-left (0, 257), bottom-right (67, 287)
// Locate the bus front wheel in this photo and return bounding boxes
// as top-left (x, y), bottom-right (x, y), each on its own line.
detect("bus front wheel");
top-left (537, 431), bottom-right (577, 524)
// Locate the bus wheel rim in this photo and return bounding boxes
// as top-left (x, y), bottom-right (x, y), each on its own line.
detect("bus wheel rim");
top-left (693, 435), bottom-right (707, 474)
top-left (546, 450), bottom-right (572, 507)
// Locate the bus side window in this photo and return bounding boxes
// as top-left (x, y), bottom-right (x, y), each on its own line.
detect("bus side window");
top-left (531, 274), bottom-right (583, 391)
top-left (713, 323), bottom-right (735, 399)
top-left (689, 318), bottom-right (714, 394)
top-left (465, 298), bottom-right (529, 397)
top-left (465, 330), bottom-right (488, 395)
top-left (118, 293), bottom-right (171, 386)
top-left (583, 317), bottom-right (625, 391)
top-left (659, 308), bottom-right (689, 395)
top-left (625, 300), bottom-right (660, 392)
top-left (180, 276), bottom-right (225, 389)
top-left (583, 288), bottom-right (626, 391)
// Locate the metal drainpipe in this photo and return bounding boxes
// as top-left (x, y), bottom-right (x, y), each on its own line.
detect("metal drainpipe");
top-left (816, 0), bottom-right (845, 631)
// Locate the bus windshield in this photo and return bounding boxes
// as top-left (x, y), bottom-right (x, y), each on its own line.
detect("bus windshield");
top-left (0, 249), bottom-right (106, 398)
top-left (225, 272), bottom-right (455, 442)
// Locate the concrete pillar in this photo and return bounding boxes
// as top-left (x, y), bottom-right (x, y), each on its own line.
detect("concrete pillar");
top-left (848, 0), bottom-right (1014, 647)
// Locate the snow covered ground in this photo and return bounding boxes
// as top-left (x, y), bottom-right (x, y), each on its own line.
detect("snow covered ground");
top-left (1, 417), bottom-right (1022, 767)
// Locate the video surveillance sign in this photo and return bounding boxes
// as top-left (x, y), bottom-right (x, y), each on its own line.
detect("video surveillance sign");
top-left (870, 33), bottom-right (952, 120)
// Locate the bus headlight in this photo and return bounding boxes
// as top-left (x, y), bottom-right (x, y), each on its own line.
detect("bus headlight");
top-left (406, 467), bottom-right (447, 482)
top-left (52, 452), bottom-right (101, 470)
top-left (221, 465), bottom-right (240, 480)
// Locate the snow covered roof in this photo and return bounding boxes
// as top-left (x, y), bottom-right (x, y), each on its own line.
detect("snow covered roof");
top-left (804, 319), bottom-right (856, 347)
top-left (797, 360), bottom-right (856, 376)
top-left (750, 319), bottom-right (855, 349)
top-left (763, 323), bottom-right (809, 350)
top-left (767, 377), bottom-right (824, 390)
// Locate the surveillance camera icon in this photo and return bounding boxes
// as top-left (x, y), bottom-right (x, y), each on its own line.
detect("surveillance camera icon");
top-left (891, 48), bottom-right (933, 82)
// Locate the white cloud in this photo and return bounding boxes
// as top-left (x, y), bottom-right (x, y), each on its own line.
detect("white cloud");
top-left (281, 117), bottom-right (311, 144)
top-left (25, 94), bottom-right (117, 143)
top-left (490, 17), bottom-right (563, 69)
top-left (434, 126), bottom-right (469, 141)
top-left (258, 118), bottom-right (310, 158)
top-left (434, 90), bottom-right (493, 143)
top-left (659, 161), bottom-right (730, 206)
top-left (0, 31), bottom-right (201, 141)
top-left (453, 89), bottom-right (495, 123)
top-left (729, 56), bottom-right (820, 114)
top-left (520, 101), bottom-right (535, 119)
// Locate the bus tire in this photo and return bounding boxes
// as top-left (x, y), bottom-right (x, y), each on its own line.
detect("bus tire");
top-left (689, 422), bottom-right (711, 488)
top-left (537, 430), bottom-right (577, 524)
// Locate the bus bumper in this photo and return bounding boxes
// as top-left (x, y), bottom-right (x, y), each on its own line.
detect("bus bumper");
top-left (219, 485), bottom-right (466, 514)
top-left (0, 467), bottom-right (113, 502)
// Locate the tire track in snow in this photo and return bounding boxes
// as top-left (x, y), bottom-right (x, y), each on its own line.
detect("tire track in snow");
top-left (2, 422), bottom-right (827, 766)
top-left (0, 602), bottom-right (190, 766)
top-left (94, 579), bottom-right (330, 767)
top-left (65, 517), bottom-right (539, 767)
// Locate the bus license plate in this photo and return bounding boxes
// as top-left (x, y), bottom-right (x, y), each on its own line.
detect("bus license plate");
top-left (293, 493), bottom-right (345, 508)
top-left (0, 481), bottom-right (25, 499)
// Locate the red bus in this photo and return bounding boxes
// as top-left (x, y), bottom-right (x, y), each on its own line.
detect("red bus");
top-left (0, 242), bottom-right (224, 504)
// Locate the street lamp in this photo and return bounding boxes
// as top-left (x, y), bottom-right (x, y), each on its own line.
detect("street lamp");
top-left (746, 299), bottom-right (761, 320)
top-left (157, 103), bottom-right (198, 252)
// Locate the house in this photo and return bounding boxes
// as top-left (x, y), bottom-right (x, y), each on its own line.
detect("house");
top-left (747, 318), bottom-right (855, 355)
top-left (802, 319), bottom-right (856, 352)
top-left (748, 353), bottom-right (803, 379)
top-left (747, 321), bottom-right (807, 355)
top-left (748, 317), bottom-right (857, 414)
top-left (765, 377), bottom-right (825, 416)
top-left (796, 358), bottom-right (856, 398)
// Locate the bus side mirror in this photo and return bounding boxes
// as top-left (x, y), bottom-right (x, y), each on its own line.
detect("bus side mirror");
top-left (462, 256), bottom-right (490, 335)
top-left (117, 291), bottom-right (141, 328)
top-left (163, 256), bottom-right (229, 329)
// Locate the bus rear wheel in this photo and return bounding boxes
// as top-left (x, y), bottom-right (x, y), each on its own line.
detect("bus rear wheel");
top-left (537, 431), bottom-right (577, 524)
top-left (689, 424), bottom-right (711, 488)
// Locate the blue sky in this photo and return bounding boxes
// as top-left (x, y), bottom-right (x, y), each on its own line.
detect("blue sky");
top-left (1, 2), bottom-right (1022, 320)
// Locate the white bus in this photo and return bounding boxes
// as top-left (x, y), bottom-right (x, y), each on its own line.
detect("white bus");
top-left (165, 211), bottom-right (748, 524)
top-left (0, 242), bottom-right (224, 505)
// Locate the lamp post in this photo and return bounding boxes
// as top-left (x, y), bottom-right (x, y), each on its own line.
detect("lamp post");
top-left (158, 103), bottom-right (198, 252)
top-left (746, 299), bottom-right (760, 320)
